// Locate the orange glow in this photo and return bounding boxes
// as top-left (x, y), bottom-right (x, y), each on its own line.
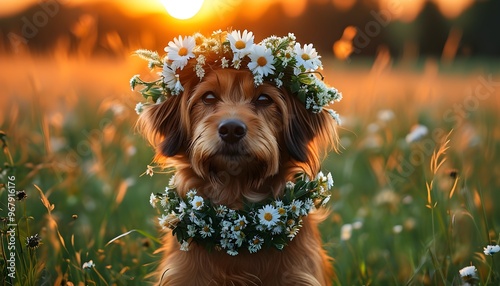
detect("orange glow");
top-left (379, 0), bottom-right (425, 23)
top-left (433, 0), bottom-right (474, 19)
top-left (0, 0), bottom-right (34, 16)
top-left (281, 0), bottom-right (307, 18)
top-left (331, 0), bottom-right (356, 12)
top-left (160, 0), bottom-right (204, 20)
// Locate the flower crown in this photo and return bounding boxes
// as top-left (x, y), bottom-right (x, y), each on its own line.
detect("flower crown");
top-left (150, 172), bottom-right (333, 256)
top-left (131, 29), bottom-right (342, 123)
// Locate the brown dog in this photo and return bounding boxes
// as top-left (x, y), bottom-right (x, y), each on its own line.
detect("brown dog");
top-left (135, 30), bottom-right (340, 285)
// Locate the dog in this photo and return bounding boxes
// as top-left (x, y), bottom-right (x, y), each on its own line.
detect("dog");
top-left (136, 31), bottom-right (339, 285)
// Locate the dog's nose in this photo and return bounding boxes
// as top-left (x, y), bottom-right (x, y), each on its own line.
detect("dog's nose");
top-left (218, 119), bottom-right (247, 143)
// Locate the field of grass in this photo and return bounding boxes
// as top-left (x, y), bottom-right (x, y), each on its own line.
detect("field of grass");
top-left (1, 54), bottom-right (500, 285)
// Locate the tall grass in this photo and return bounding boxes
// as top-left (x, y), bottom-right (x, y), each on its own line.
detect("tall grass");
top-left (1, 54), bottom-right (500, 285)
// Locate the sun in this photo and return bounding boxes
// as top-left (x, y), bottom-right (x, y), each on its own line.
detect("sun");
top-left (160, 0), bottom-right (205, 20)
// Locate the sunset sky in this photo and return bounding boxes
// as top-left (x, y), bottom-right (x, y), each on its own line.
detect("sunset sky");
top-left (1, 0), bottom-right (475, 20)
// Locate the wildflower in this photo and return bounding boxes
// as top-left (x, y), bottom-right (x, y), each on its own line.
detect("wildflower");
top-left (484, 244), bottom-right (500, 255)
top-left (191, 196), bottom-right (204, 210)
top-left (199, 223), bottom-right (215, 238)
top-left (149, 193), bottom-right (158, 207)
top-left (340, 224), bottom-right (353, 241)
top-left (227, 249), bottom-right (238, 256)
top-left (326, 173), bottom-right (334, 189)
top-left (321, 195), bottom-right (331, 207)
top-left (248, 235), bottom-right (263, 253)
top-left (26, 234), bottom-right (42, 249)
top-left (158, 213), bottom-right (180, 229)
top-left (377, 109), bottom-right (395, 122)
top-left (227, 30), bottom-right (254, 60)
top-left (187, 224), bottom-right (197, 236)
top-left (393, 225), bottom-right (403, 234)
top-left (16, 190), bottom-right (27, 201)
top-left (176, 201), bottom-right (187, 213)
top-left (248, 45), bottom-right (275, 77)
top-left (258, 204), bottom-right (280, 228)
top-left (405, 124), bottom-right (428, 143)
top-left (294, 43), bottom-right (322, 70)
top-left (186, 189), bottom-right (197, 199)
top-left (459, 265), bottom-right (478, 283)
top-left (135, 102), bottom-right (144, 115)
top-left (82, 260), bottom-right (95, 269)
top-left (145, 165), bottom-right (154, 176)
top-left (165, 35), bottom-right (195, 70)
top-left (289, 200), bottom-right (304, 217)
top-left (180, 240), bottom-right (190, 251)
top-left (221, 57), bottom-right (229, 68)
top-left (160, 194), bottom-right (169, 208)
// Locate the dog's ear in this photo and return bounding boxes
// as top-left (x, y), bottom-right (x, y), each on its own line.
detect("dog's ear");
top-left (284, 94), bottom-right (338, 170)
top-left (284, 99), bottom-right (315, 162)
top-left (137, 94), bottom-right (187, 157)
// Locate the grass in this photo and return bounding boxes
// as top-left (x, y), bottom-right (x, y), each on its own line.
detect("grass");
top-left (1, 54), bottom-right (500, 285)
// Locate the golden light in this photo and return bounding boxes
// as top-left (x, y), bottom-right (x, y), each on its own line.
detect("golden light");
top-left (160, 0), bottom-right (204, 20)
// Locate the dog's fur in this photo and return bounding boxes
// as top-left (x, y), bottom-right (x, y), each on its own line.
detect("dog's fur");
top-left (138, 66), bottom-right (337, 285)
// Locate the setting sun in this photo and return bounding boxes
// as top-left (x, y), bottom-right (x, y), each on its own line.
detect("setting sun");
top-left (160, 0), bottom-right (204, 20)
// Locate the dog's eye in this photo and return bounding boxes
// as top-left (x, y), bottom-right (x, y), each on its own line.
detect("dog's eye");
top-left (254, 94), bottom-right (273, 106)
top-left (202, 92), bottom-right (218, 105)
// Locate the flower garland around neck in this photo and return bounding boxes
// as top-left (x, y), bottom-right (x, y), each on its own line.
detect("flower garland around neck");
top-left (149, 172), bottom-right (334, 256)
top-left (131, 29), bottom-right (342, 124)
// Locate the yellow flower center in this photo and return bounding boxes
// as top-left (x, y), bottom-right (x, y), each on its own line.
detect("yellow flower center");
top-left (195, 201), bottom-right (202, 208)
top-left (264, 212), bottom-right (273, 221)
top-left (235, 40), bottom-right (246, 50)
top-left (253, 238), bottom-right (261, 244)
top-left (257, 56), bottom-right (267, 67)
top-left (278, 208), bottom-right (286, 215)
top-left (203, 225), bottom-right (210, 232)
top-left (301, 53), bottom-right (310, 60)
top-left (178, 47), bottom-right (188, 56)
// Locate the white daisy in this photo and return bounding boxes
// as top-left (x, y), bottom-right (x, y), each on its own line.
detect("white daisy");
top-left (158, 214), bottom-right (169, 229)
top-left (191, 196), bottom-right (204, 210)
top-left (227, 249), bottom-right (239, 256)
top-left (165, 35), bottom-right (195, 70)
top-left (199, 223), bottom-right (214, 238)
top-left (484, 244), bottom-right (500, 255)
top-left (459, 265), bottom-right (477, 278)
top-left (187, 189), bottom-right (197, 199)
top-left (82, 260), bottom-right (95, 269)
top-left (135, 102), bottom-right (144, 115)
top-left (149, 193), bottom-right (158, 207)
top-left (180, 240), bottom-right (190, 251)
top-left (405, 124), bottom-right (429, 143)
top-left (294, 43), bottom-right (322, 70)
top-left (187, 224), bottom-right (197, 236)
top-left (227, 30), bottom-right (254, 60)
top-left (248, 235), bottom-right (263, 253)
top-left (176, 201), bottom-right (187, 213)
top-left (258, 204), bottom-right (280, 228)
top-left (326, 173), bottom-right (334, 189)
top-left (221, 57), bottom-right (229, 68)
top-left (247, 45), bottom-right (275, 77)
top-left (160, 195), bottom-right (169, 208)
top-left (162, 63), bottom-right (180, 92)
top-left (288, 200), bottom-right (304, 217)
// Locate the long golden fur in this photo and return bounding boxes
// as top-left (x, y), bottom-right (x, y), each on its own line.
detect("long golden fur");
top-left (138, 66), bottom-right (337, 285)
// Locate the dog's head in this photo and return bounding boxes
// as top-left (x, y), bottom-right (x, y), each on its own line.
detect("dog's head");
top-left (138, 68), bottom-right (337, 205)
top-left (135, 31), bottom-right (341, 207)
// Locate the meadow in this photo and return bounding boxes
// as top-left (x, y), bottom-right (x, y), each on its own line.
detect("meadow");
top-left (1, 53), bottom-right (500, 285)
